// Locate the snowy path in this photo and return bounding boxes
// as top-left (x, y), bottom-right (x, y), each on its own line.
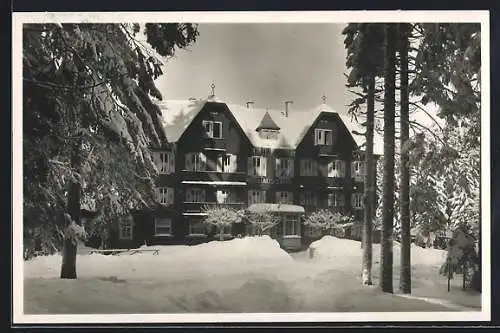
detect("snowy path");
top-left (23, 237), bottom-right (481, 314)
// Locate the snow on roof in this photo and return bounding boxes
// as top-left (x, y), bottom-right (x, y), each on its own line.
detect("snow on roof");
top-left (153, 98), bottom-right (383, 155)
top-left (154, 98), bottom-right (207, 143)
top-left (247, 203), bottom-right (305, 214)
top-left (182, 212), bottom-right (208, 216)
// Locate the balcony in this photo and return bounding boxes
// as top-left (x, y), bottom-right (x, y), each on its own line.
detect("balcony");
top-left (179, 170), bottom-right (247, 184)
top-left (247, 176), bottom-right (294, 186)
top-left (182, 201), bottom-right (246, 214)
top-left (201, 138), bottom-right (227, 151)
top-left (297, 176), bottom-right (346, 189)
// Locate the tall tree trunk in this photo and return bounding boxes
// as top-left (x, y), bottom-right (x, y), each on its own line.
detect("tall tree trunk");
top-left (380, 23), bottom-right (397, 294)
top-left (60, 116), bottom-right (83, 279)
top-left (399, 23), bottom-right (411, 294)
top-left (362, 74), bottom-right (376, 286)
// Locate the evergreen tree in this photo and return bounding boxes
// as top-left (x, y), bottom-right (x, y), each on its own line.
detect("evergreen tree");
top-left (380, 23), bottom-right (398, 293)
top-left (343, 23), bottom-right (385, 286)
top-left (23, 23), bottom-right (199, 278)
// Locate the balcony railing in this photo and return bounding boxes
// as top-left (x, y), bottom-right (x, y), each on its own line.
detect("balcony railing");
top-left (179, 170), bottom-right (247, 183)
top-left (297, 176), bottom-right (346, 189)
top-left (183, 201), bottom-right (246, 213)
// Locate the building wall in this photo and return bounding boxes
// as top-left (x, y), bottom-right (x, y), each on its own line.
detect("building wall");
top-left (107, 103), bottom-right (378, 250)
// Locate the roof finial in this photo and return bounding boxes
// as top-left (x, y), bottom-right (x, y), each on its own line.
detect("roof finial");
top-left (210, 82), bottom-right (216, 97)
top-left (322, 94), bottom-right (327, 104)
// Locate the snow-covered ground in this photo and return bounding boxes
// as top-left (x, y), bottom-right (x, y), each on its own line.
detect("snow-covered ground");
top-left (23, 236), bottom-right (481, 314)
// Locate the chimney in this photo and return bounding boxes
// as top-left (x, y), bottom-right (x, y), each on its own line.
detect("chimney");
top-left (246, 101), bottom-right (255, 109)
top-left (284, 101), bottom-right (293, 117)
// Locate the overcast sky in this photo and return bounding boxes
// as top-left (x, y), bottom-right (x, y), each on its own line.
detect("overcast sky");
top-left (154, 23), bottom-right (442, 130)
top-left (155, 23), bottom-right (354, 112)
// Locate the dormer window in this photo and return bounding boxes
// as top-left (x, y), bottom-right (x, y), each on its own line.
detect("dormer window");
top-left (202, 120), bottom-right (222, 139)
top-left (259, 129), bottom-right (279, 140)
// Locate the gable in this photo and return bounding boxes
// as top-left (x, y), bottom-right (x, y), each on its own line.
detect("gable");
top-left (176, 101), bottom-right (253, 148)
top-left (296, 111), bottom-right (358, 152)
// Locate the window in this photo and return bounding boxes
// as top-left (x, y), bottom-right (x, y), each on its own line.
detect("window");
top-left (156, 187), bottom-right (174, 205)
top-left (202, 120), bottom-right (222, 139)
top-left (300, 159), bottom-right (318, 176)
top-left (248, 190), bottom-right (266, 205)
top-left (155, 151), bottom-right (175, 174)
top-left (352, 161), bottom-right (366, 181)
top-left (352, 193), bottom-right (364, 209)
top-left (155, 217), bottom-right (172, 236)
top-left (248, 156), bottom-right (267, 177)
top-left (186, 188), bottom-right (206, 203)
top-left (259, 130), bottom-right (279, 140)
top-left (217, 154), bottom-right (237, 173)
top-left (300, 191), bottom-right (317, 206)
top-left (276, 157), bottom-right (294, 177)
top-left (328, 192), bottom-right (344, 207)
top-left (284, 214), bottom-right (300, 236)
top-left (186, 152), bottom-right (207, 171)
top-left (189, 222), bottom-right (206, 236)
top-left (276, 191), bottom-right (293, 204)
top-left (118, 216), bottom-right (133, 240)
top-left (327, 160), bottom-right (345, 178)
top-left (315, 129), bottom-right (333, 145)
top-left (216, 190), bottom-right (237, 204)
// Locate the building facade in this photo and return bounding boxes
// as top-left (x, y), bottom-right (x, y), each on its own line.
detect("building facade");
top-left (106, 95), bottom-right (382, 250)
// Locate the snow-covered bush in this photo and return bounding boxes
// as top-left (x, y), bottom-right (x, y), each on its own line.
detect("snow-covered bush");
top-left (244, 209), bottom-right (280, 236)
top-left (303, 209), bottom-right (353, 238)
top-left (202, 205), bottom-right (245, 240)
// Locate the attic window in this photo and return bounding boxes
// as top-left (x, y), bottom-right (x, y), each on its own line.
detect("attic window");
top-left (259, 129), bottom-right (279, 140)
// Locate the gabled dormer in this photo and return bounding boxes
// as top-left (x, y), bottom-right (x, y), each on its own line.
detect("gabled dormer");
top-left (256, 111), bottom-right (280, 140)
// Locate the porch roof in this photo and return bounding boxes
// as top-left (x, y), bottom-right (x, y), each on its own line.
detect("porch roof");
top-left (247, 203), bottom-right (305, 214)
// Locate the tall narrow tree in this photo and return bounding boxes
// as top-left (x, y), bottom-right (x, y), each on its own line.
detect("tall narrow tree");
top-left (380, 23), bottom-right (397, 293)
top-left (343, 23), bottom-right (385, 286)
top-left (398, 23), bottom-right (411, 294)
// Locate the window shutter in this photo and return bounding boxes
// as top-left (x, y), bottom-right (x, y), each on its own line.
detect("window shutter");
top-left (185, 153), bottom-right (192, 171)
top-left (261, 157), bottom-right (267, 177)
top-left (201, 189), bottom-right (206, 202)
top-left (287, 158), bottom-right (293, 177)
top-left (169, 152), bottom-right (175, 173)
top-left (152, 152), bottom-right (161, 171)
top-left (199, 152), bottom-right (207, 171)
top-left (167, 188), bottom-right (174, 205)
top-left (186, 188), bottom-right (193, 202)
top-left (313, 160), bottom-right (318, 176)
top-left (155, 187), bottom-right (160, 202)
top-left (217, 155), bottom-right (223, 172)
top-left (247, 157), bottom-right (253, 175)
top-left (230, 154), bottom-right (237, 173)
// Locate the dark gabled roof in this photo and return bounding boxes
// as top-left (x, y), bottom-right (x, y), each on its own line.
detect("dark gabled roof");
top-left (256, 111), bottom-right (281, 131)
top-left (152, 96), bottom-right (384, 155)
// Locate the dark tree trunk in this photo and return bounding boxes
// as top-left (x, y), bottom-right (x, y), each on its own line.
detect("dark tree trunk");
top-left (399, 23), bottom-right (411, 294)
top-left (60, 128), bottom-right (82, 279)
top-left (362, 74), bottom-right (376, 286)
top-left (380, 23), bottom-right (397, 294)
